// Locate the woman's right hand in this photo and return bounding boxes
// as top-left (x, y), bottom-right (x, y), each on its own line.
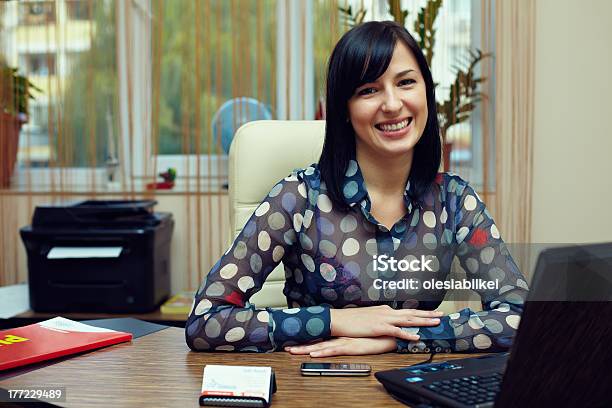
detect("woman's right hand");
top-left (330, 305), bottom-right (444, 341)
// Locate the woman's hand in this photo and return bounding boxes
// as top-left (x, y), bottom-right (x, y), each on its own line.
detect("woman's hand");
top-left (330, 305), bottom-right (443, 341)
top-left (286, 336), bottom-right (397, 357)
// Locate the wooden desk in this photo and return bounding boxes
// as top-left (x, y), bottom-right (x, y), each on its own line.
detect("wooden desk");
top-left (0, 327), bottom-right (477, 407)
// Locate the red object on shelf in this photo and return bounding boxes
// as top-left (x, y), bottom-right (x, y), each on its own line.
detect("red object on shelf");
top-left (146, 168), bottom-right (176, 190)
top-left (146, 181), bottom-right (175, 190)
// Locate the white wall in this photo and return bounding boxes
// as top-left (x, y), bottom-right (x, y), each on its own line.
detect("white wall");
top-left (531, 0), bottom-right (612, 243)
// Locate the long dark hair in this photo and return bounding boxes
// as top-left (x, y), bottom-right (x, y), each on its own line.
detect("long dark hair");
top-left (318, 21), bottom-right (441, 212)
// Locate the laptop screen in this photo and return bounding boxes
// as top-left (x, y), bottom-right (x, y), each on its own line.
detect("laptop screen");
top-left (496, 242), bottom-right (612, 407)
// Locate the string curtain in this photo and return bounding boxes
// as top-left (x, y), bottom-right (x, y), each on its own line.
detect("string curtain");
top-left (0, 0), bottom-right (534, 295)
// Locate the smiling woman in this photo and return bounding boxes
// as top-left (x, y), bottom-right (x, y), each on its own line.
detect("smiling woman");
top-left (185, 21), bottom-right (528, 357)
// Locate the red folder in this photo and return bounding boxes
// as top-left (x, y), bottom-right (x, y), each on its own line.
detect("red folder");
top-left (0, 317), bottom-right (132, 371)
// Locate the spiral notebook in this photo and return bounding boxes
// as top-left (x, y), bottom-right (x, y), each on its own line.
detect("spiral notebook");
top-left (199, 365), bottom-right (277, 407)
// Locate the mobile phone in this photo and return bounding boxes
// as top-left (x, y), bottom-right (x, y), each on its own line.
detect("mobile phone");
top-left (300, 362), bottom-right (371, 376)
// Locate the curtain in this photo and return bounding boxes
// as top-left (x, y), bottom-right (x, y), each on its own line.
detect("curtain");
top-left (492, 0), bottom-right (535, 276)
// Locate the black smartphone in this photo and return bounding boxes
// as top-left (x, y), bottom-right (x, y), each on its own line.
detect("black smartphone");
top-left (300, 362), bottom-right (372, 376)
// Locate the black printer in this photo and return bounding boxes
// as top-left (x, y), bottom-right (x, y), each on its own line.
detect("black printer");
top-left (20, 200), bottom-right (174, 313)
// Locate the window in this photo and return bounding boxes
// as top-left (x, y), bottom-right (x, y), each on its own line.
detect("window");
top-left (66, 0), bottom-right (90, 21)
top-left (20, 53), bottom-right (56, 76)
top-left (5, 0), bottom-right (493, 191)
top-left (19, 1), bottom-right (56, 25)
top-left (151, 0), bottom-right (277, 156)
top-left (112, 0), bottom-right (280, 191)
top-left (7, 0), bottom-right (117, 187)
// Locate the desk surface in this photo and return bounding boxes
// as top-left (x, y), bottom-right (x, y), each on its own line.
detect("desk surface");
top-left (0, 327), bottom-right (478, 407)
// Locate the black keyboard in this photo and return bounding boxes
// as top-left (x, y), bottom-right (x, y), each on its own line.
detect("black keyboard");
top-left (424, 372), bottom-right (503, 407)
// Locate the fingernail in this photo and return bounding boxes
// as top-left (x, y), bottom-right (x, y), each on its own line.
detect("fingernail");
top-left (436, 311), bottom-right (444, 315)
top-left (310, 351), bottom-right (320, 357)
top-left (431, 318), bottom-right (440, 323)
top-left (285, 346), bottom-right (291, 351)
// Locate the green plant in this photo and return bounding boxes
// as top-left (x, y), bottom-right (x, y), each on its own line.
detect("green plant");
top-left (1, 62), bottom-right (41, 117)
top-left (338, 4), bottom-right (367, 27)
top-left (340, 0), bottom-right (491, 168)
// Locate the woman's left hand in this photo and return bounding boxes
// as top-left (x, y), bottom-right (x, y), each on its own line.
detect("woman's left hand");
top-left (285, 336), bottom-right (397, 357)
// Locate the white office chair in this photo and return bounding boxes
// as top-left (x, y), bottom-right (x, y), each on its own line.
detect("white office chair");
top-left (228, 120), bottom-right (325, 308)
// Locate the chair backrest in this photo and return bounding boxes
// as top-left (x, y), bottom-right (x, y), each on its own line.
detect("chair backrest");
top-left (228, 120), bottom-right (325, 308)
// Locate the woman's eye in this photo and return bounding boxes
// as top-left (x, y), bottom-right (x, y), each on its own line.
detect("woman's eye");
top-left (398, 78), bottom-right (416, 86)
top-left (357, 87), bottom-right (377, 96)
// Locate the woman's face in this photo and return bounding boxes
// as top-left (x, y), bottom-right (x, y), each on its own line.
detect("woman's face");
top-left (347, 42), bottom-right (428, 160)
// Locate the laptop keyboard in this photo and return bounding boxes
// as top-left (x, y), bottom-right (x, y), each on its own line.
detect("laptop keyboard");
top-left (424, 372), bottom-right (503, 407)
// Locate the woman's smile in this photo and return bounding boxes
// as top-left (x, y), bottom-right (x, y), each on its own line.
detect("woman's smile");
top-left (374, 117), bottom-right (414, 139)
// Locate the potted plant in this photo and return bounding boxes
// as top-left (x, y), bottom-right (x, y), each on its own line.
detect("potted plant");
top-left (340, 0), bottom-right (491, 171)
top-left (1, 60), bottom-right (41, 187)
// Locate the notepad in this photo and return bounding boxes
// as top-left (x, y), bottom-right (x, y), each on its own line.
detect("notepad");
top-left (199, 365), bottom-right (276, 407)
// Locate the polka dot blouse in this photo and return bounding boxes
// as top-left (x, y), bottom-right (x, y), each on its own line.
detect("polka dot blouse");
top-left (185, 160), bottom-right (528, 353)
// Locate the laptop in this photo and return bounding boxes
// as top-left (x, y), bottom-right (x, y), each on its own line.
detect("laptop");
top-left (375, 243), bottom-right (612, 407)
